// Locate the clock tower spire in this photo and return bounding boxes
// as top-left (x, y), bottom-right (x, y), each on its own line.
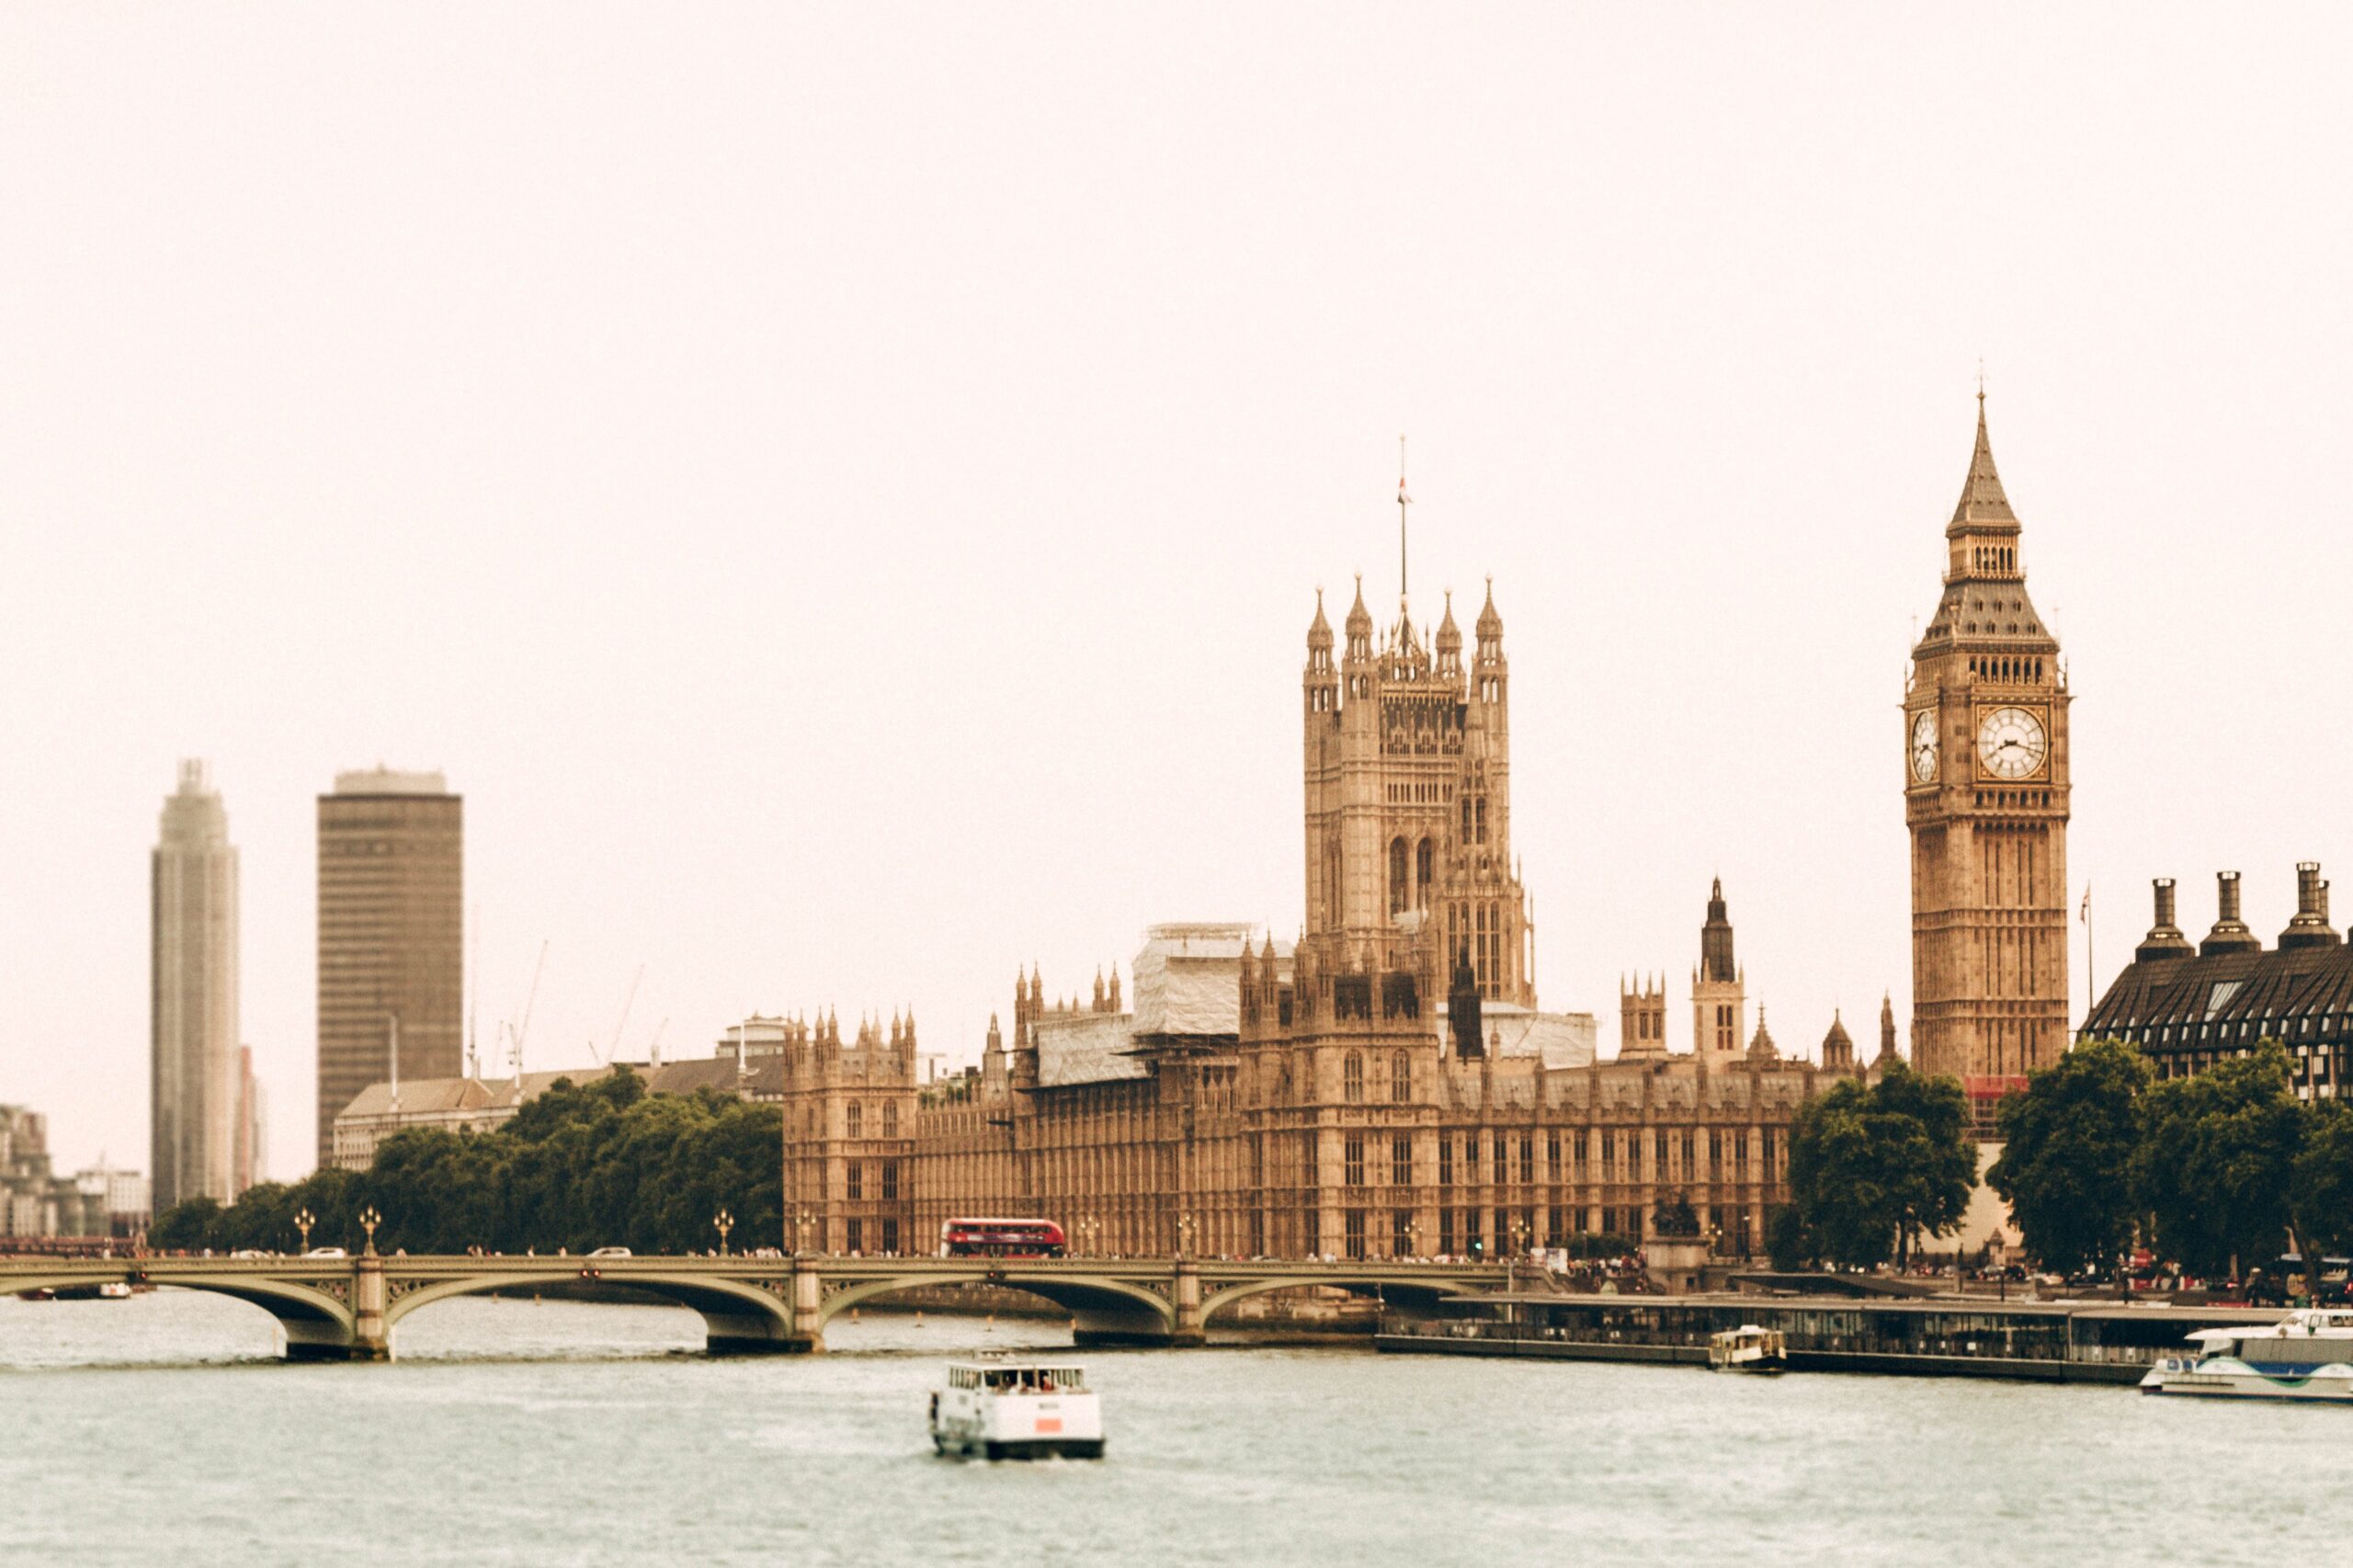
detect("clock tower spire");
top-left (1904, 392), bottom-right (2071, 1131)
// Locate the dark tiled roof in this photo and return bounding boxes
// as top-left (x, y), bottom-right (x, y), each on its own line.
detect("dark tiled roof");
top-left (2083, 941), bottom-right (2353, 1051)
top-left (645, 1057), bottom-right (786, 1097)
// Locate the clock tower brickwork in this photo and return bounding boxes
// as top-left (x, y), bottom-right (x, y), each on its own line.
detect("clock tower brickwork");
top-left (1904, 397), bottom-right (2072, 1118)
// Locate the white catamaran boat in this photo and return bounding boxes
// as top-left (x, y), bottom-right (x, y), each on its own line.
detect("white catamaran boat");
top-left (930, 1359), bottom-right (1106, 1460)
top-left (2140, 1309), bottom-right (2353, 1403)
top-left (1707, 1325), bottom-right (1789, 1374)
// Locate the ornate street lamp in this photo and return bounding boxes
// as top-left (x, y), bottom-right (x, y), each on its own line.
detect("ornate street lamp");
top-left (358, 1206), bottom-right (382, 1257)
top-left (1176, 1212), bottom-right (1194, 1261)
top-left (713, 1209), bottom-right (734, 1256)
top-left (793, 1211), bottom-right (815, 1258)
top-left (294, 1208), bottom-right (315, 1254)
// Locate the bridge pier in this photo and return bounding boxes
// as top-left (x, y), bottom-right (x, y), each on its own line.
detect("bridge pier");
top-left (1068, 1261), bottom-right (1203, 1348)
top-left (706, 1259), bottom-right (825, 1355)
top-left (351, 1254), bottom-right (390, 1360)
top-left (1171, 1259), bottom-right (1206, 1347)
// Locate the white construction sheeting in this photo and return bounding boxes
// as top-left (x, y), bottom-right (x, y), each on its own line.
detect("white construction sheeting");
top-left (1036, 1013), bottom-right (1149, 1087)
top-left (1034, 923), bottom-right (1298, 1088)
top-left (1129, 923), bottom-right (1290, 1039)
top-left (1446, 1002), bottom-right (1598, 1069)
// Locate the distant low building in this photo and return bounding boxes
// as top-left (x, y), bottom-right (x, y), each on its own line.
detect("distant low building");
top-left (2, 1106), bottom-right (114, 1238)
top-left (328, 1054), bottom-right (786, 1171)
top-left (2084, 866), bottom-right (2349, 1099)
top-left (74, 1164), bottom-right (151, 1237)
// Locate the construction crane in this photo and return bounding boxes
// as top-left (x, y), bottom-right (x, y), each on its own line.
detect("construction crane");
top-left (595, 964), bottom-right (645, 1066)
top-left (511, 940), bottom-right (549, 1084)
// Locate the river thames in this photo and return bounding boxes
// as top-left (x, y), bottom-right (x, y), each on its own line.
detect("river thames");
top-left (1, 1290), bottom-right (2337, 1565)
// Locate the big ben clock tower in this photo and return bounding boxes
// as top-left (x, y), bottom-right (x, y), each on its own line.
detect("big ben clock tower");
top-left (1905, 392), bottom-right (2071, 1119)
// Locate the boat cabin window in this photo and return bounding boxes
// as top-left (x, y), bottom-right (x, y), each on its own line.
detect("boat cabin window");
top-left (976, 1367), bottom-right (1086, 1393)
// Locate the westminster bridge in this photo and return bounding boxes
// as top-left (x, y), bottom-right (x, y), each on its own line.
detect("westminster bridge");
top-left (0, 1253), bottom-right (1506, 1359)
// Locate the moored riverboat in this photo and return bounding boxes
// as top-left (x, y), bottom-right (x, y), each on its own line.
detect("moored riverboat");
top-left (1708, 1324), bottom-right (1786, 1373)
top-left (2139, 1310), bottom-right (2353, 1403)
top-left (929, 1358), bottom-right (1105, 1460)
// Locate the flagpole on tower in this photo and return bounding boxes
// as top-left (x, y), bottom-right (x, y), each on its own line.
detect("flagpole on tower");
top-left (1397, 435), bottom-right (1412, 613)
top-left (2080, 883), bottom-right (2094, 1034)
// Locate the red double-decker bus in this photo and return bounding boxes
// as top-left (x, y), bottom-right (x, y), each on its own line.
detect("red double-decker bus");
top-left (939, 1217), bottom-right (1066, 1258)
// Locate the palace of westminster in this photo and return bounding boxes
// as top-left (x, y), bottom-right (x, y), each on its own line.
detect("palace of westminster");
top-left (766, 403), bottom-right (2088, 1261)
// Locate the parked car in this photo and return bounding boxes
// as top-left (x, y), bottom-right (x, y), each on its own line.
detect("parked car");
top-left (303, 1246), bottom-right (347, 1259)
top-left (587, 1246), bottom-right (632, 1258)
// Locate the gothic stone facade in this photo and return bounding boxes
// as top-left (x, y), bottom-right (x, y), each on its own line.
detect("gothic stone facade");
top-left (783, 571), bottom-right (1877, 1260)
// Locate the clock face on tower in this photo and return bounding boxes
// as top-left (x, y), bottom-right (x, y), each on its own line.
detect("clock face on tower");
top-left (1975, 706), bottom-right (2048, 779)
top-left (1909, 710), bottom-right (1938, 783)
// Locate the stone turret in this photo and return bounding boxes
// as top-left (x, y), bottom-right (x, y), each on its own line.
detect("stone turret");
top-left (1820, 1012), bottom-right (1854, 1072)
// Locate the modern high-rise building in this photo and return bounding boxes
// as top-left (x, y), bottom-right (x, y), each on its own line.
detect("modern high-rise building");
top-left (316, 769), bottom-right (462, 1166)
top-left (152, 759), bottom-right (240, 1213)
top-left (1904, 394), bottom-right (2073, 1129)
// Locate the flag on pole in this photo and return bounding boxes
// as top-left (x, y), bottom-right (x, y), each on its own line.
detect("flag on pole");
top-left (2079, 886), bottom-right (2091, 923)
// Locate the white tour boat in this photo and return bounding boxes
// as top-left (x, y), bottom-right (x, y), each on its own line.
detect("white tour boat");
top-left (930, 1358), bottom-right (1105, 1460)
top-left (1707, 1324), bottom-right (1788, 1374)
top-left (2140, 1309), bottom-right (2353, 1403)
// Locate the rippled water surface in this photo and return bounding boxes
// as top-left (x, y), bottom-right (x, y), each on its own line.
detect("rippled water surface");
top-left (1, 1290), bottom-right (2339, 1565)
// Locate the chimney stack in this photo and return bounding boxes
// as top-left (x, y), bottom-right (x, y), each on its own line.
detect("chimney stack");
top-left (2135, 877), bottom-right (2193, 962)
top-left (2200, 870), bottom-right (2263, 957)
top-left (2279, 861), bottom-right (2342, 950)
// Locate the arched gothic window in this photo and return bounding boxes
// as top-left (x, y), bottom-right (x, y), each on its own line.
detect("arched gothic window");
top-left (1388, 837), bottom-right (1409, 915)
top-left (1415, 838), bottom-right (1434, 909)
top-left (846, 1102), bottom-right (863, 1139)
top-left (1391, 1050), bottom-right (1411, 1103)
top-left (1344, 1051), bottom-right (1365, 1103)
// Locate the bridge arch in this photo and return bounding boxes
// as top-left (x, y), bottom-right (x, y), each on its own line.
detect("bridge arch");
top-left (381, 1270), bottom-right (798, 1355)
top-left (1198, 1270), bottom-right (1473, 1327)
top-left (815, 1270), bottom-right (1176, 1346)
top-left (5, 1267), bottom-right (358, 1359)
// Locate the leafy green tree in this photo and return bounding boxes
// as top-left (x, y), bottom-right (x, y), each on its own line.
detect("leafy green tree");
top-left (172, 1064), bottom-right (788, 1256)
top-left (2294, 1097), bottom-right (2353, 1263)
top-left (1871, 1068), bottom-right (1976, 1257)
top-left (1786, 1066), bottom-right (1977, 1269)
top-left (150, 1197), bottom-right (222, 1251)
top-left (1764, 1206), bottom-right (1815, 1272)
top-left (2132, 1041), bottom-right (2307, 1280)
top-left (1987, 1038), bottom-right (2152, 1276)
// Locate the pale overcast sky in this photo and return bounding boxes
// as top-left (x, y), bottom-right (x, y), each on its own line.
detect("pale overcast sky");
top-left (5, 6), bottom-right (2349, 1180)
